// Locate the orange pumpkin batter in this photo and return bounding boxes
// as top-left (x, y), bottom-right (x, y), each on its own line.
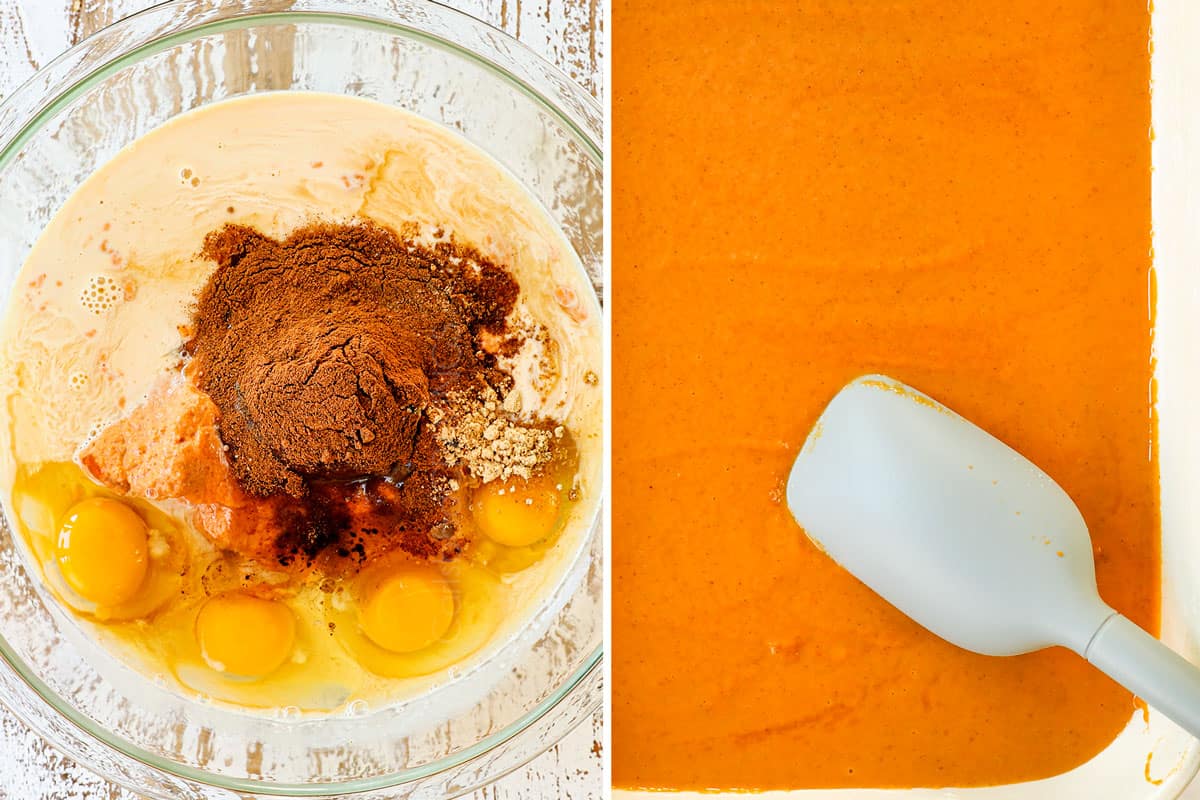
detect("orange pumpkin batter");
top-left (613, 1), bottom-right (1156, 790)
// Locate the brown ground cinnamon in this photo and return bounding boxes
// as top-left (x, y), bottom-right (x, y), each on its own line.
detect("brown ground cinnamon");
top-left (185, 221), bottom-right (520, 566)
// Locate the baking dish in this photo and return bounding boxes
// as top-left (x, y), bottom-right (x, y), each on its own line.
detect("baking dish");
top-left (616, 1), bottom-right (1199, 797)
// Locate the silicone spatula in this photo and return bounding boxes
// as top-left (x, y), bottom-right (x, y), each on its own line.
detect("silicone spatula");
top-left (786, 374), bottom-right (1200, 737)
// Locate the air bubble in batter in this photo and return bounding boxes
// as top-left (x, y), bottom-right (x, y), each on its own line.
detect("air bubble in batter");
top-left (79, 274), bottom-right (122, 315)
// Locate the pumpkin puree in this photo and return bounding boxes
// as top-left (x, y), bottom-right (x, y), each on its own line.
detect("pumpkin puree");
top-left (613, 1), bottom-right (1156, 790)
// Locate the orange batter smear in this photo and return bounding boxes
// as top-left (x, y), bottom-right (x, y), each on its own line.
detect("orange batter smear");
top-left (1145, 752), bottom-right (1165, 787)
top-left (79, 378), bottom-right (298, 563)
top-left (613, 1), bottom-right (1156, 791)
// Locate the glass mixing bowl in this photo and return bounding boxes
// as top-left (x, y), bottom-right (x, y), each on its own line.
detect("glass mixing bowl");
top-left (0, 1), bottom-right (603, 797)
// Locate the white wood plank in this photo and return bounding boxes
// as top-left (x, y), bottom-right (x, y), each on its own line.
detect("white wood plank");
top-left (0, 1), bottom-right (602, 798)
top-left (453, 0), bottom-right (604, 100)
top-left (0, 1), bottom-right (59, 92)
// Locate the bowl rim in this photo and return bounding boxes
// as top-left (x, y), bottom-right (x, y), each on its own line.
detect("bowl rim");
top-left (0, 1), bottom-right (603, 172)
top-left (0, 0), bottom-right (604, 795)
top-left (0, 638), bottom-right (602, 797)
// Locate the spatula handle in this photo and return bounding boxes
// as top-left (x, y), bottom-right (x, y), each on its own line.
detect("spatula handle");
top-left (1085, 613), bottom-right (1200, 737)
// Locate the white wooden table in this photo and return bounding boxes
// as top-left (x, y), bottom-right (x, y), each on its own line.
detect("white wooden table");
top-left (0, 1), bottom-right (604, 797)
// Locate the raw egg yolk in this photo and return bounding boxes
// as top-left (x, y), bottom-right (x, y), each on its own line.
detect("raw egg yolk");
top-left (196, 594), bottom-right (295, 678)
top-left (359, 567), bottom-right (455, 653)
top-left (471, 477), bottom-right (561, 548)
top-left (56, 497), bottom-right (148, 607)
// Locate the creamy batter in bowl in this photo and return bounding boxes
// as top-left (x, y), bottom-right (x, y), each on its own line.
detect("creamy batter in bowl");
top-left (0, 1), bottom-right (602, 796)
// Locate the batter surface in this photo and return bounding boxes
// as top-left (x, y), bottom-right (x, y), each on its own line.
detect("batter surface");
top-left (613, 2), bottom-right (1156, 790)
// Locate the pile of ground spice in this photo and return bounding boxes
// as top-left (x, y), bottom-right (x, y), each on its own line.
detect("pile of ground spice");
top-left (188, 222), bottom-right (516, 494)
top-left (431, 388), bottom-right (561, 484)
top-left (184, 221), bottom-right (540, 567)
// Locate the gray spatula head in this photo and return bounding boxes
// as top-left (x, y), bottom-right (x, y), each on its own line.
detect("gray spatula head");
top-left (786, 374), bottom-right (1110, 657)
